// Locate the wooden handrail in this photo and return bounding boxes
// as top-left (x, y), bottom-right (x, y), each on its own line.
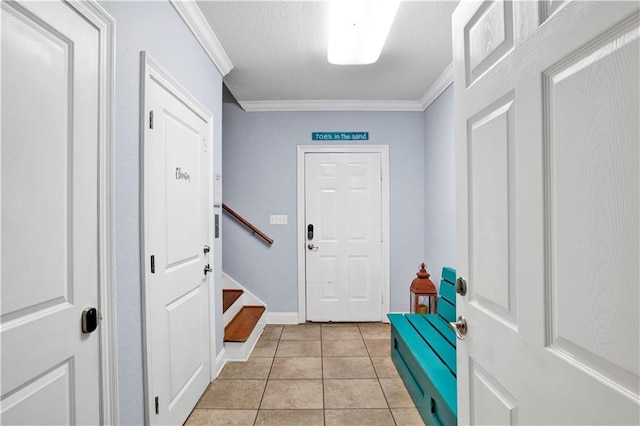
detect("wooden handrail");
top-left (222, 203), bottom-right (274, 245)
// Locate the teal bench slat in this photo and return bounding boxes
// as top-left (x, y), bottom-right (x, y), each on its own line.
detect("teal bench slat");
top-left (437, 298), bottom-right (456, 324)
top-left (442, 267), bottom-right (456, 285)
top-left (389, 314), bottom-right (457, 425)
top-left (406, 314), bottom-right (456, 375)
top-left (439, 279), bottom-right (456, 306)
top-left (425, 315), bottom-right (456, 348)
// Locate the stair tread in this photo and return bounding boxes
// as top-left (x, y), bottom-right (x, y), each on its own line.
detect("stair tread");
top-left (224, 305), bottom-right (266, 342)
top-left (222, 289), bottom-right (244, 313)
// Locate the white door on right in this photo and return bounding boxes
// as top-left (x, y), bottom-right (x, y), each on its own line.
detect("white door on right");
top-left (454, 1), bottom-right (639, 424)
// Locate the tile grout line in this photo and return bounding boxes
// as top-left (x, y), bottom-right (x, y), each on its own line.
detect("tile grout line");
top-left (253, 326), bottom-right (282, 425)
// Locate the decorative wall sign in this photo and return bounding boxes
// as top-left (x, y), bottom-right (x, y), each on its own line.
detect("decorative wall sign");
top-left (312, 132), bottom-right (369, 141)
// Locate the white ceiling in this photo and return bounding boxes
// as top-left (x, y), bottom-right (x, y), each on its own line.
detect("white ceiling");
top-left (197, 1), bottom-right (459, 111)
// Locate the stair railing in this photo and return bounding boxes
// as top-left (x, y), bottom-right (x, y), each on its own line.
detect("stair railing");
top-left (222, 203), bottom-right (274, 245)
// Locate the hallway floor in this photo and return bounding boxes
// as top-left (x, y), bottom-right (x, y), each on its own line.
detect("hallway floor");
top-left (185, 323), bottom-right (423, 425)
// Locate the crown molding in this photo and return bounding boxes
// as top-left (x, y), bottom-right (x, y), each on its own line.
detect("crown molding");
top-left (239, 62), bottom-right (453, 113)
top-left (169, 0), bottom-right (233, 76)
top-left (419, 61), bottom-right (453, 110)
top-left (240, 99), bottom-right (425, 112)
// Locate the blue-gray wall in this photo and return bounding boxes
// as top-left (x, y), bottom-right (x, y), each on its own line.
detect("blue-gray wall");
top-left (98, 2), bottom-right (224, 424)
top-left (424, 85), bottom-right (456, 285)
top-left (221, 103), bottom-right (426, 313)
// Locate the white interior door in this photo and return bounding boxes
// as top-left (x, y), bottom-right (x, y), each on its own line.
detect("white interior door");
top-left (143, 56), bottom-right (211, 425)
top-left (1, 1), bottom-right (102, 424)
top-left (454, 1), bottom-right (639, 424)
top-left (305, 152), bottom-right (382, 322)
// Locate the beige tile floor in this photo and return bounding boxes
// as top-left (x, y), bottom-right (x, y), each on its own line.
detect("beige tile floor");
top-left (185, 323), bottom-right (424, 426)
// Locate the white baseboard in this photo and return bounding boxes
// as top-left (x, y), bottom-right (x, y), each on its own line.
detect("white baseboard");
top-left (212, 347), bottom-right (227, 380)
top-left (266, 312), bottom-right (300, 324)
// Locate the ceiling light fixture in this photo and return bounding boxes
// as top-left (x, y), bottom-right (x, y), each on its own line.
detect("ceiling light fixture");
top-left (327, 0), bottom-right (401, 65)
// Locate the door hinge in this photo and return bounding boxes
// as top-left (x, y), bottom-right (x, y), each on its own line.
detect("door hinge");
top-left (155, 396), bottom-right (159, 415)
top-left (149, 110), bottom-right (154, 129)
top-left (150, 255), bottom-right (155, 274)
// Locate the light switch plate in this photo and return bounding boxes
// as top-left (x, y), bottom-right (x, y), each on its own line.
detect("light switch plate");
top-left (270, 215), bottom-right (288, 225)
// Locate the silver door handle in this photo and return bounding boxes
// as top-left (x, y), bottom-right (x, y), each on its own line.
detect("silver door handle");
top-left (307, 244), bottom-right (318, 251)
top-left (204, 264), bottom-right (212, 275)
top-left (448, 316), bottom-right (467, 340)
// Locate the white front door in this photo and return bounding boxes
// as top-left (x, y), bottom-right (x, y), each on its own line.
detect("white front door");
top-left (1, 1), bottom-right (102, 424)
top-left (143, 56), bottom-right (211, 425)
top-left (454, 1), bottom-right (639, 424)
top-left (305, 152), bottom-right (382, 322)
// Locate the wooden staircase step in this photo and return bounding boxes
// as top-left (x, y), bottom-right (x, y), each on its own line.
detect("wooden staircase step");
top-left (224, 306), bottom-right (266, 342)
top-left (223, 289), bottom-right (243, 313)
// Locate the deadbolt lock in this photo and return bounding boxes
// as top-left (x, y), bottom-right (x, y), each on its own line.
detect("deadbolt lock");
top-left (456, 277), bottom-right (468, 296)
top-left (81, 307), bottom-right (99, 334)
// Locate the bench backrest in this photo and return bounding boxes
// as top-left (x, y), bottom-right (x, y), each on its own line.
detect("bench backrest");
top-left (437, 267), bottom-right (456, 323)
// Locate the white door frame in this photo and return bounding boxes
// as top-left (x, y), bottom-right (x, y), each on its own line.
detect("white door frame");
top-left (140, 52), bottom-right (215, 423)
top-left (297, 145), bottom-right (390, 323)
top-left (61, 1), bottom-right (118, 423)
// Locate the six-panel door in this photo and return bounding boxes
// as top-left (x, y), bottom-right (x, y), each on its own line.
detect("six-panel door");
top-left (305, 153), bottom-right (383, 322)
top-left (454, 1), bottom-right (639, 423)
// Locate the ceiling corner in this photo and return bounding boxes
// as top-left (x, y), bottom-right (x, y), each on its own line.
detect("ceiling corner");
top-left (419, 62), bottom-right (454, 111)
top-left (169, 0), bottom-right (234, 76)
top-left (240, 100), bottom-right (425, 113)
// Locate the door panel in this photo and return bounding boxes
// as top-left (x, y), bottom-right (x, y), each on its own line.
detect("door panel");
top-left (454, 1), bottom-right (639, 424)
top-left (305, 153), bottom-right (382, 322)
top-left (469, 98), bottom-right (517, 325)
top-left (1, 1), bottom-right (101, 424)
top-left (545, 17), bottom-right (639, 387)
top-left (145, 68), bottom-right (211, 425)
top-left (165, 111), bottom-right (202, 267)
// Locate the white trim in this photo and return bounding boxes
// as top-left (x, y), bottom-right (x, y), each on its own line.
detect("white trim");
top-left (222, 272), bottom-right (267, 308)
top-left (222, 272), bottom-right (267, 326)
top-left (239, 63), bottom-right (453, 113)
top-left (169, 0), bottom-right (233, 76)
top-left (66, 1), bottom-right (118, 423)
top-left (297, 145), bottom-right (391, 324)
top-left (266, 312), bottom-right (300, 324)
top-left (140, 52), bottom-right (215, 424)
top-left (212, 348), bottom-right (227, 380)
top-left (418, 61), bottom-right (453, 110)
top-left (206, 100), bottom-right (217, 384)
top-left (241, 99), bottom-right (424, 112)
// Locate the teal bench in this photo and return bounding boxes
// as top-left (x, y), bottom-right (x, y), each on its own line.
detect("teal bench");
top-left (388, 267), bottom-right (457, 425)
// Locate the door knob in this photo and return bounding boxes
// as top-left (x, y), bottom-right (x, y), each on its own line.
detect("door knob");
top-left (448, 316), bottom-right (467, 340)
top-left (307, 244), bottom-right (318, 251)
top-left (204, 264), bottom-right (212, 275)
top-left (203, 245), bottom-right (210, 254)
